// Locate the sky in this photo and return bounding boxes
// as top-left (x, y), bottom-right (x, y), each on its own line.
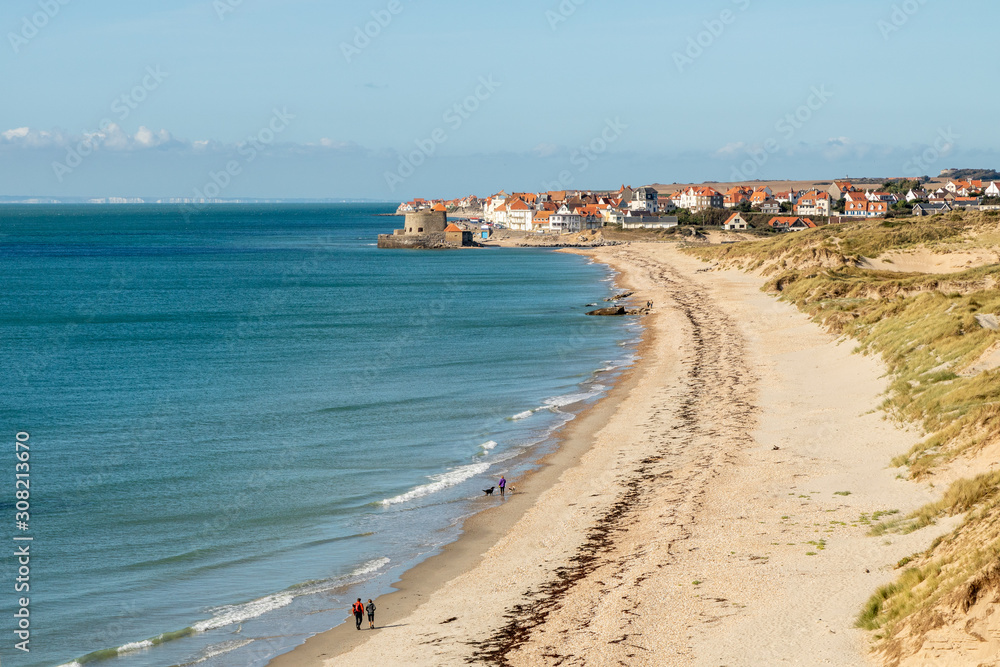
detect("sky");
top-left (0, 0), bottom-right (995, 201)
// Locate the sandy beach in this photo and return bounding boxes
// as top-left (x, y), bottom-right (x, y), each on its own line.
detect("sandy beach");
top-left (271, 242), bottom-right (952, 666)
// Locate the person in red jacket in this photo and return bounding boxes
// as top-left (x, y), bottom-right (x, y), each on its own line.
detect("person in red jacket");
top-left (352, 598), bottom-right (365, 630)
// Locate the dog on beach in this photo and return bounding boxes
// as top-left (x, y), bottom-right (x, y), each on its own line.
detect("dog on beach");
top-left (483, 487), bottom-right (495, 496)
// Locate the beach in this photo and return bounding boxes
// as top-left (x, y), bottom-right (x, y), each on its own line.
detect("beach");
top-left (272, 242), bottom-right (950, 666)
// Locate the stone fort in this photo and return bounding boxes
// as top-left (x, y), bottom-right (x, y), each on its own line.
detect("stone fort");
top-left (377, 206), bottom-right (473, 249)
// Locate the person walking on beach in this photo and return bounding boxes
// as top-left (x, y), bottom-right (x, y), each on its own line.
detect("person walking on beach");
top-left (352, 598), bottom-right (364, 630)
top-left (499, 475), bottom-right (506, 497)
top-left (366, 599), bottom-right (376, 629)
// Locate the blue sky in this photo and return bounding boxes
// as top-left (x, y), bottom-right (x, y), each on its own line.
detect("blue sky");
top-left (0, 0), bottom-right (994, 200)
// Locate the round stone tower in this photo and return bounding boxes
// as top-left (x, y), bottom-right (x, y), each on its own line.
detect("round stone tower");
top-left (404, 209), bottom-right (447, 235)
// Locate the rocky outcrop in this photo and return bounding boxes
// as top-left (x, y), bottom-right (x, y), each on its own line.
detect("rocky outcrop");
top-left (586, 306), bottom-right (627, 316)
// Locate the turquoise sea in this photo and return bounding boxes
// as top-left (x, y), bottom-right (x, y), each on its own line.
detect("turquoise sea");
top-left (0, 204), bottom-right (637, 667)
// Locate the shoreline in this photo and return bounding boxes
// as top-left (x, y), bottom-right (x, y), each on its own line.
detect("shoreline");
top-left (269, 251), bottom-right (650, 666)
top-left (274, 242), bottom-right (947, 666)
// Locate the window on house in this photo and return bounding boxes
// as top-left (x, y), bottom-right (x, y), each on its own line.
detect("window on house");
top-left (418, 228), bottom-right (424, 232)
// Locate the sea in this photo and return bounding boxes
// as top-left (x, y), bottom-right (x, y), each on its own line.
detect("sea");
top-left (0, 204), bottom-right (638, 667)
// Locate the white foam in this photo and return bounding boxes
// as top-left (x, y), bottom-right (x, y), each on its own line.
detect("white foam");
top-left (351, 557), bottom-right (390, 577)
top-left (183, 639), bottom-right (256, 666)
top-left (55, 663), bottom-right (82, 667)
top-left (511, 410), bottom-right (534, 420)
top-left (193, 591), bottom-right (294, 632)
top-left (479, 440), bottom-right (498, 451)
top-left (118, 640), bottom-right (154, 655)
top-left (380, 462), bottom-right (491, 506)
top-left (544, 386), bottom-right (605, 410)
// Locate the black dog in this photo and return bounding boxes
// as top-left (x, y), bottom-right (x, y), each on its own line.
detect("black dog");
top-left (483, 487), bottom-right (495, 496)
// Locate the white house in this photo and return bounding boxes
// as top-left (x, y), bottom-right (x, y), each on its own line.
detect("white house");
top-left (679, 186), bottom-right (723, 212)
top-left (723, 212), bottom-right (750, 230)
top-left (505, 199), bottom-right (535, 231)
top-left (629, 186), bottom-right (659, 213)
top-left (986, 182), bottom-right (1000, 198)
top-left (550, 204), bottom-right (582, 233)
top-left (795, 191), bottom-right (831, 217)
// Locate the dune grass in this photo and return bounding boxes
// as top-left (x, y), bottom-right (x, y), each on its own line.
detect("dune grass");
top-left (684, 212), bottom-right (1000, 649)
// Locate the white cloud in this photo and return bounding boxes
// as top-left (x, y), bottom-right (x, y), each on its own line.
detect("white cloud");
top-left (0, 124), bottom-right (176, 151)
top-left (0, 125), bottom-right (364, 157)
top-left (532, 142), bottom-right (560, 158)
top-left (714, 141), bottom-right (747, 158)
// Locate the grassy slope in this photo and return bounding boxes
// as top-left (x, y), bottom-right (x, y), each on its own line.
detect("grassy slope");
top-left (685, 212), bottom-right (1000, 664)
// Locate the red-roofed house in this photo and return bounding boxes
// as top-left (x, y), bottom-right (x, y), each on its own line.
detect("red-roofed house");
top-left (505, 198), bottom-right (535, 231)
top-left (723, 212), bottom-right (751, 230)
top-left (769, 217), bottom-right (817, 232)
top-left (844, 199), bottom-right (888, 218)
top-left (444, 223), bottom-right (473, 245)
top-left (795, 191), bottom-right (831, 217)
top-left (827, 181), bottom-right (853, 201)
top-left (679, 186), bottom-right (723, 212)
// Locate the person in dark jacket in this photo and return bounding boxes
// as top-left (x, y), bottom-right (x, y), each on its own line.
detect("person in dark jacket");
top-left (366, 599), bottom-right (376, 629)
top-left (352, 598), bottom-right (364, 630)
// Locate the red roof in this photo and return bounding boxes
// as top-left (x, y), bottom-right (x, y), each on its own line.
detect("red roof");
top-left (444, 223), bottom-right (463, 232)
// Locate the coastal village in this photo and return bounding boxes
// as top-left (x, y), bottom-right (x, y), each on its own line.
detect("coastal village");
top-left (386, 175), bottom-right (1000, 245)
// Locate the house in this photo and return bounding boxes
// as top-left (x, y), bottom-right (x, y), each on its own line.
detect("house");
top-left (630, 186), bottom-right (659, 213)
top-left (845, 199), bottom-right (888, 218)
top-left (953, 197), bottom-right (982, 209)
top-left (913, 202), bottom-right (952, 216)
top-left (986, 182), bottom-right (1000, 198)
top-left (759, 200), bottom-right (782, 214)
top-left (769, 216), bottom-right (817, 232)
top-left (576, 205), bottom-right (604, 229)
top-left (749, 189), bottom-right (771, 207)
top-left (945, 180), bottom-right (967, 194)
top-left (844, 190), bottom-right (869, 204)
top-left (723, 212), bottom-right (751, 230)
top-left (505, 198), bottom-right (535, 231)
top-left (531, 211), bottom-right (553, 231)
top-left (444, 223), bottom-right (473, 246)
top-left (679, 186), bottom-right (723, 212)
top-left (827, 181), bottom-right (853, 200)
top-left (622, 211), bottom-right (678, 230)
top-left (724, 191), bottom-right (750, 209)
top-left (550, 204), bottom-right (582, 233)
top-left (775, 190), bottom-right (799, 205)
top-left (867, 191), bottom-right (898, 203)
top-left (906, 189), bottom-right (928, 202)
top-left (795, 191), bottom-right (831, 217)
top-left (657, 195), bottom-right (677, 213)
top-left (604, 208), bottom-right (627, 226)
top-left (724, 186), bottom-right (753, 209)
